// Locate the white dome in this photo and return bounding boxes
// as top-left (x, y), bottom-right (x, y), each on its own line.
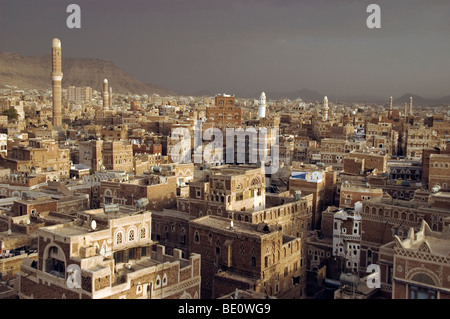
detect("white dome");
top-left (52, 38), bottom-right (61, 48)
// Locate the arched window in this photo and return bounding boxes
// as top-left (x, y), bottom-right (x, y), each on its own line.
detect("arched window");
top-left (44, 245), bottom-right (66, 278)
top-left (129, 230), bottom-right (135, 241)
top-left (194, 230), bottom-right (200, 243)
top-left (140, 227), bottom-right (146, 239)
top-left (117, 231), bottom-right (123, 244)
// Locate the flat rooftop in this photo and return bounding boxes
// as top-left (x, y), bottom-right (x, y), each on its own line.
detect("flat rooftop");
top-left (42, 223), bottom-right (90, 237)
top-left (209, 165), bottom-right (262, 176)
top-left (191, 215), bottom-right (278, 237)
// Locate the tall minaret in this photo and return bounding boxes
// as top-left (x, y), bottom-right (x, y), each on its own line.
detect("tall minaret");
top-left (389, 96), bottom-right (393, 113)
top-left (109, 86), bottom-right (113, 107)
top-left (103, 79), bottom-right (109, 108)
top-left (323, 96), bottom-right (329, 121)
top-left (409, 96), bottom-right (413, 116)
top-left (51, 38), bottom-right (63, 128)
top-left (258, 91), bottom-right (266, 119)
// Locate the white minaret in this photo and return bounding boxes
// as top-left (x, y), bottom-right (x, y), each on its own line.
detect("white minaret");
top-left (409, 96), bottom-right (413, 116)
top-left (389, 96), bottom-right (393, 111)
top-left (258, 91), bottom-right (266, 119)
top-left (323, 96), bottom-right (329, 121)
top-left (103, 79), bottom-right (109, 108)
top-left (51, 38), bottom-right (63, 128)
top-left (109, 86), bottom-right (113, 107)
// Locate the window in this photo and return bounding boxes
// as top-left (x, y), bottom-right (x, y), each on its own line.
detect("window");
top-left (128, 249), bottom-right (135, 260)
top-left (129, 230), bottom-right (135, 241)
top-left (114, 251), bottom-right (123, 264)
top-left (194, 231), bottom-right (200, 243)
top-left (251, 256), bottom-right (257, 268)
top-left (140, 227), bottom-right (146, 239)
top-left (409, 286), bottom-right (436, 299)
top-left (180, 228), bottom-right (186, 245)
top-left (116, 232), bottom-right (123, 244)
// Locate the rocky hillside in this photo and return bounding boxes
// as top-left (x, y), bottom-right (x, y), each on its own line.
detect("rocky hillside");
top-left (0, 52), bottom-right (174, 95)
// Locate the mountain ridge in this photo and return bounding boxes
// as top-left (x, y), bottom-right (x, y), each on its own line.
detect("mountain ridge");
top-left (0, 52), bottom-right (175, 96)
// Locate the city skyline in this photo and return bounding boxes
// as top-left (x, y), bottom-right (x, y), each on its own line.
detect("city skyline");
top-left (0, 24), bottom-right (449, 301)
top-left (1, 0), bottom-right (450, 98)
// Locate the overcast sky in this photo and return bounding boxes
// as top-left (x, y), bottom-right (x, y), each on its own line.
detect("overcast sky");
top-left (1, 0), bottom-right (450, 98)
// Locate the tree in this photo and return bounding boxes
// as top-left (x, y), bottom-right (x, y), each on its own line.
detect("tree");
top-left (2, 108), bottom-right (19, 121)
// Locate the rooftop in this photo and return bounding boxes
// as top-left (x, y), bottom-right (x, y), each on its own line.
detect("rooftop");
top-left (396, 221), bottom-right (450, 257)
top-left (191, 215), bottom-right (279, 237)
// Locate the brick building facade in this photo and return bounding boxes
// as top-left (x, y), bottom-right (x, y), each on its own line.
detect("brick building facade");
top-left (190, 215), bottom-right (304, 299)
top-left (17, 209), bottom-right (201, 299)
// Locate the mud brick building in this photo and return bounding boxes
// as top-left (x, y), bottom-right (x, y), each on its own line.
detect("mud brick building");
top-left (190, 215), bottom-right (304, 299)
top-left (177, 165), bottom-right (266, 218)
top-left (0, 173), bottom-right (47, 198)
top-left (17, 208), bottom-right (201, 299)
top-left (150, 209), bottom-right (191, 259)
top-left (365, 122), bottom-right (399, 156)
top-left (1, 138), bottom-right (70, 180)
top-left (339, 184), bottom-right (383, 209)
top-left (427, 153), bottom-right (450, 191)
top-left (405, 124), bottom-right (446, 160)
top-left (359, 190), bottom-right (450, 296)
top-left (99, 175), bottom-right (178, 211)
top-left (206, 94), bottom-right (242, 127)
top-left (379, 220), bottom-right (450, 299)
top-left (288, 164), bottom-right (337, 230)
top-left (307, 206), bottom-right (362, 280)
top-left (347, 150), bottom-right (388, 174)
top-left (0, 231), bottom-right (38, 282)
top-left (78, 140), bottom-right (134, 173)
top-left (421, 147), bottom-right (450, 190)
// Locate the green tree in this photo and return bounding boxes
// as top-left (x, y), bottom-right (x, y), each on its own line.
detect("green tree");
top-left (2, 108), bottom-right (19, 121)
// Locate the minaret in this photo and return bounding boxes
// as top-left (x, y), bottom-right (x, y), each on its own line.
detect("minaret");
top-left (109, 86), bottom-right (113, 107)
top-left (323, 96), bottom-right (329, 121)
top-left (389, 96), bottom-right (393, 112)
top-left (103, 79), bottom-right (109, 108)
top-left (409, 96), bottom-right (413, 116)
top-left (51, 38), bottom-right (63, 128)
top-left (258, 91), bottom-right (266, 119)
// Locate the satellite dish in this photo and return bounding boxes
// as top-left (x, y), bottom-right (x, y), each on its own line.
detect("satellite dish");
top-left (26, 219), bottom-right (31, 225)
top-left (90, 220), bottom-right (97, 231)
top-left (7, 229), bottom-right (11, 235)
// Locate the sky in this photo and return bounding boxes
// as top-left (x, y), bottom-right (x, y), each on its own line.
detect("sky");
top-left (1, 0), bottom-right (450, 99)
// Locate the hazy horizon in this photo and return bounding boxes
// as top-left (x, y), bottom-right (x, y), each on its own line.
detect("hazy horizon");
top-left (1, 0), bottom-right (450, 99)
